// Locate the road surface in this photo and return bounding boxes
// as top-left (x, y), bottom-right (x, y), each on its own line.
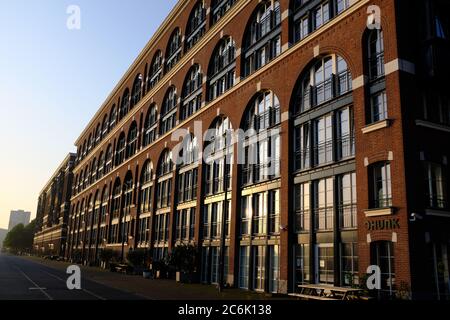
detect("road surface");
top-left (0, 253), bottom-right (144, 300)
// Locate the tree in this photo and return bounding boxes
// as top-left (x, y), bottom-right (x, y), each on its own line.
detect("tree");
top-left (3, 220), bottom-right (36, 253)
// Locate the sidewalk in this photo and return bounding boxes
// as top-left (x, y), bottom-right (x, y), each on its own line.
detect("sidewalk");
top-left (22, 256), bottom-right (292, 300)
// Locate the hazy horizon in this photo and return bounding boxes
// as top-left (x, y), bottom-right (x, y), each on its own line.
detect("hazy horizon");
top-left (0, 0), bottom-right (177, 229)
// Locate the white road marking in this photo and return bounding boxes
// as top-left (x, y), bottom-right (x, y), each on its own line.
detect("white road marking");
top-left (14, 267), bottom-right (53, 300)
top-left (43, 270), bottom-right (106, 300)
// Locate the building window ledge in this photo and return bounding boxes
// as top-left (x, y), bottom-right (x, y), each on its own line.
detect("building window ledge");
top-left (425, 209), bottom-right (450, 218)
top-left (416, 120), bottom-right (450, 133)
top-left (362, 119), bottom-right (391, 134)
top-left (364, 207), bottom-right (395, 217)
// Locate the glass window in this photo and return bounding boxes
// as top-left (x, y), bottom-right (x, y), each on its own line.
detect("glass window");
top-left (370, 162), bottom-right (392, 208)
top-left (294, 182), bottom-right (310, 232)
top-left (314, 178), bottom-right (334, 231)
top-left (424, 162), bottom-right (448, 209)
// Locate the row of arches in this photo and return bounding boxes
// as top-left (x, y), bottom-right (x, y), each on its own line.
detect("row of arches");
top-left (73, 40), bottom-right (365, 197)
top-left (76, 0), bottom-right (357, 164)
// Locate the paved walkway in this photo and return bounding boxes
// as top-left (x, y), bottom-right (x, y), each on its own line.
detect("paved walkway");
top-left (20, 256), bottom-right (291, 300)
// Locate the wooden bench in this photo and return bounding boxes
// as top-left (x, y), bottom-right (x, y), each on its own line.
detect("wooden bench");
top-left (296, 284), bottom-right (366, 301)
top-left (288, 293), bottom-right (338, 301)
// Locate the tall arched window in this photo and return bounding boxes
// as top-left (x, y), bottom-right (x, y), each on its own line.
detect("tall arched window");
top-left (292, 55), bottom-right (354, 171)
top-left (126, 122), bottom-right (138, 158)
top-left (90, 158), bottom-right (97, 184)
top-left (154, 150), bottom-right (172, 260)
top-left (148, 50), bottom-right (163, 90)
top-left (119, 89), bottom-right (130, 121)
top-left (243, 1), bottom-right (281, 77)
top-left (211, 0), bottom-right (237, 25)
top-left (99, 186), bottom-right (109, 243)
top-left (186, 1), bottom-right (206, 51)
top-left (204, 117), bottom-right (233, 196)
top-left (367, 29), bottom-right (384, 80)
top-left (294, 54), bottom-right (352, 114)
top-left (143, 104), bottom-right (158, 147)
top-left (95, 123), bottom-right (101, 145)
top-left (109, 105), bottom-right (117, 129)
top-left (115, 133), bottom-right (126, 166)
top-left (208, 37), bottom-right (236, 101)
top-left (139, 161), bottom-right (153, 214)
top-left (105, 144), bottom-right (113, 174)
top-left (131, 74), bottom-right (143, 107)
top-left (97, 151), bottom-right (105, 179)
top-left (241, 91), bottom-right (281, 186)
top-left (109, 178), bottom-right (122, 244)
top-left (181, 64), bottom-right (203, 120)
top-left (166, 28), bottom-right (182, 73)
top-left (176, 135), bottom-right (199, 204)
top-left (123, 171), bottom-right (134, 217)
top-left (365, 29), bottom-right (387, 124)
top-left (102, 114), bottom-right (109, 137)
top-left (160, 86), bottom-right (178, 135)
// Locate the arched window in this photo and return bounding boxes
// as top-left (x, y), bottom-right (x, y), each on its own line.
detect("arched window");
top-left (143, 104), bottom-right (158, 147)
top-left (186, 1), bottom-right (206, 51)
top-left (100, 186), bottom-right (109, 225)
top-left (207, 37), bottom-right (236, 101)
top-left (139, 161), bottom-right (153, 214)
top-left (155, 151), bottom-right (172, 252)
top-left (242, 1), bottom-right (281, 77)
top-left (131, 74), bottom-right (143, 107)
top-left (111, 178), bottom-right (122, 226)
top-left (91, 158), bottom-right (97, 184)
top-left (204, 117), bottom-right (233, 196)
top-left (102, 114), bottom-right (109, 137)
top-left (123, 171), bottom-right (134, 216)
top-left (158, 149), bottom-right (173, 177)
top-left (115, 133), bottom-right (126, 166)
top-left (181, 64), bottom-right (203, 120)
top-left (148, 50), bottom-right (163, 90)
top-left (241, 91), bottom-right (281, 186)
top-left (95, 123), bottom-right (101, 145)
top-left (292, 55), bottom-right (354, 171)
top-left (126, 122), bottom-right (138, 158)
top-left (156, 149), bottom-right (173, 210)
top-left (367, 29), bottom-right (385, 80)
top-left (97, 151), bottom-right (105, 179)
top-left (166, 28), bottom-right (182, 73)
top-left (119, 89), bottom-right (130, 121)
top-left (78, 170), bottom-right (83, 193)
top-left (109, 105), bottom-right (117, 129)
top-left (160, 86), bottom-right (178, 135)
top-left (294, 54), bottom-right (352, 114)
top-left (105, 144), bottom-right (113, 174)
top-left (365, 29), bottom-right (387, 124)
top-left (176, 135), bottom-right (199, 204)
top-left (84, 165), bottom-right (90, 189)
top-left (82, 140), bottom-right (87, 158)
top-left (87, 134), bottom-right (93, 153)
top-left (211, 0), bottom-right (237, 25)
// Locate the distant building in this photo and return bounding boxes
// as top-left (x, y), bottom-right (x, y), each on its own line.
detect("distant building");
top-left (0, 228), bottom-right (7, 248)
top-left (8, 210), bottom-right (31, 231)
top-left (34, 153), bottom-right (76, 256)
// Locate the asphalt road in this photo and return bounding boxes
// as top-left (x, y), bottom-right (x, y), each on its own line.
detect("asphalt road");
top-left (0, 253), bottom-right (144, 300)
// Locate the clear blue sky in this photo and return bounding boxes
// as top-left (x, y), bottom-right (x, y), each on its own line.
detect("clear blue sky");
top-left (0, 0), bottom-right (178, 229)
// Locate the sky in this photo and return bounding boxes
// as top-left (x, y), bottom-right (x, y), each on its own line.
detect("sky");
top-left (0, 0), bottom-right (178, 229)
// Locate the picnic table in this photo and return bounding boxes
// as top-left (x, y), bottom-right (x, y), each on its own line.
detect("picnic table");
top-left (289, 284), bottom-right (365, 301)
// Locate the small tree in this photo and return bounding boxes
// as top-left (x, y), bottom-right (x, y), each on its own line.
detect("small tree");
top-left (127, 249), bottom-right (147, 268)
top-left (99, 249), bottom-right (117, 265)
top-left (168, 244), bottom-right (198, 275)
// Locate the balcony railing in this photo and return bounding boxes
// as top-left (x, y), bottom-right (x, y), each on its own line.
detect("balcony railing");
top-left (314, 207), bottom-right (334, 231)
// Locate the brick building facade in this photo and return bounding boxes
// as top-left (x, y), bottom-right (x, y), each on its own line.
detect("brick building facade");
top-left (34, 154), bottom-right (76, 256)
top-left (61, 0), bottom-right (450, 299)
